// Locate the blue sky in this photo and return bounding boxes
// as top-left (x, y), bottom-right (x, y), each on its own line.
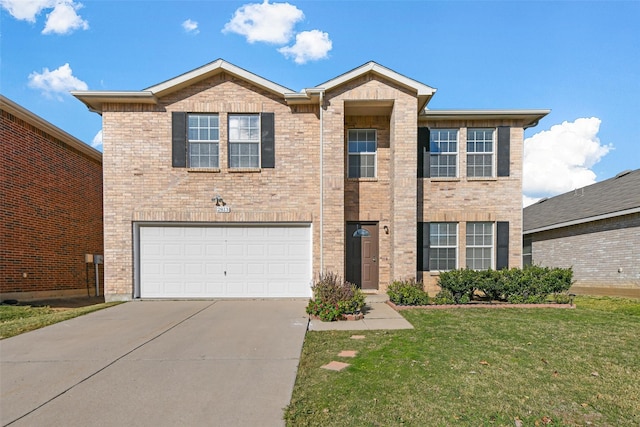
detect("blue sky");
top-left (2, 0), bottom-right (639, 204)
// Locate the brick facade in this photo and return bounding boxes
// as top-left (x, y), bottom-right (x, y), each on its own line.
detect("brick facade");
top-left (73, 60), bottom-right (545, 301)
top-left (418, 120), bottom-right (525, 294)
top-left (0, 97), bottom-right (103, 300)
top-left (530, 213), bottom-right (640, 288)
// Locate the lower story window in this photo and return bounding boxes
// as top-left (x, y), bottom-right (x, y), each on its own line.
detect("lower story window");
top-left (523, 236), bottom-right (532, 266)
top-left (429, 222), bottom-right (457, 270)
top-left (466, 222), bottom-right (493, 270)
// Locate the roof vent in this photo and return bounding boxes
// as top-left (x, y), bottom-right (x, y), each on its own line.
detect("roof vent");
top-left (536, 197), bottom-right (548, 204)
top-left (615, 169), bottom-right (632, 179)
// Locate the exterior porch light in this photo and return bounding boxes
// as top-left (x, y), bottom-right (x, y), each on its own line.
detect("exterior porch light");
top-left (352, 224), bottom-right (371, 237)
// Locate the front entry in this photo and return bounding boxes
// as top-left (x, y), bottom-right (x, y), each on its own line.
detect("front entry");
top-left (346, 222), bottom-right (379, 290)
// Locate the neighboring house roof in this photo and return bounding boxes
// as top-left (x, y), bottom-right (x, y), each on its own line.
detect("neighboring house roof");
top-left (0, 95), bottom-right (102, 163)
top-left (523, 169), bottom-right (640, 234)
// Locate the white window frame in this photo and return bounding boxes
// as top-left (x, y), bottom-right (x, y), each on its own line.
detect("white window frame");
top-left (188, 114), bottom-right (219, 168)
top-left (429, 222), bottom-right (458, 271)
top-left (466, 222), bottom-right (494, 270)
top-left (466, 128), bottom-right (495, 178)
top-left (228, 114), bottom-right (260, 168)
top-left (430, 129), bottom-right (458, 178)
top-left (347, 129), bottom-right (377, 178)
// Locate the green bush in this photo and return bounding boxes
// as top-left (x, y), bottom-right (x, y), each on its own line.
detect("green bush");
top-left (306, 272), bottom-right (366, 321)
top-left (433, 289), bottom-right (456, 305)
top-left (387, 279), bottom-right (429, 306)
top-left (437, 269), bottom-right (477, 303)
top-left (437, 266), bottom-right (573, 304)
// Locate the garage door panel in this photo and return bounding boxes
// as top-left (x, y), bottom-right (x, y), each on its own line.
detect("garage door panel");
top-left (140, 224), bottom-right (311, 298)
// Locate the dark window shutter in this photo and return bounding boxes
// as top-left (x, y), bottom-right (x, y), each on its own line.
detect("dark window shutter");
top-left (172, 112), bottom-right (187, 168)
top-left (261, 112), bottom-right (275, 168)
top-left (418, 127), bottom-right (430, 178)
top-left (497, 126), bottom-right (510, 177)
top-left (496, 221), bottom-right (509, 270)
top-left (417, 222), bottom-right (430, 271)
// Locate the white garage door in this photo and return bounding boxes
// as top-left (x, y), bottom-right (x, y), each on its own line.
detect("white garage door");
top-left (139, 224), bottom-right (312, 298)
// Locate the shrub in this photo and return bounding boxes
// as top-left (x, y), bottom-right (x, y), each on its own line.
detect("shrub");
top-left (387, 279), bottom-right (429, 306)
top-left (433, 289), bottom-right (456, 305)
top-left (306, 272), bottom-right (366, 321)
top-left (437, 269), bottom-right (477, 303)
top-left (437, 266), bottom-right (573, 304)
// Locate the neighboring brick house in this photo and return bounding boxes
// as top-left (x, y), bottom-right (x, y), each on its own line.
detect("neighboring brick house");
top-left (0, 95), bottom-right (104, 301)
top-left (523, 169), bottom-right (640, 295)
top-left (72, 59), bottom-right (548, 301)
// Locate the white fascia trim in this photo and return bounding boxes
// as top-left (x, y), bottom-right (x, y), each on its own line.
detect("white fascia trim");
top-left (315, 61), bottom-right (436, 96)
top-left (146, 59), bottom-right (294, 98)
top-left (524, 206), bottom-right (640, 235)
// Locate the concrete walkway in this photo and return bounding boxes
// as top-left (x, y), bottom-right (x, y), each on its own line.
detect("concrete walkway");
top-left (1, 300), bottom-right (308, 427)
top-left (308, 294), bottom-right (413, 331)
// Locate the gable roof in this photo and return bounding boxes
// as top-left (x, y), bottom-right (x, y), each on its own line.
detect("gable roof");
top-left (523, 169), bottom-right (640, 234)
top-left (0, 95), bottom-right (102, 162)
top-left (72, 59), bottom-right (295, 113)
top-left (311, 61), bottom-right (436, 110)
top-left (72, 59), bottom-right (437, 113)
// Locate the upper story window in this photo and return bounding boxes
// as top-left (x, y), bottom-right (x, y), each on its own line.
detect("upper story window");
top-left (466, 222), bottom-right (493, 270)
top-left (188, 114), bottom-right (219, 168)
top-left (348, 129), bottom-right (377, 178)
top-left (467, 128), bottom-right (494, 177)
top-left (430, 129), bottom-right (458, 178)
top-left (229, 114), bottom-right (260, 168)
top-left (429, 222), bottom-right (458, 271)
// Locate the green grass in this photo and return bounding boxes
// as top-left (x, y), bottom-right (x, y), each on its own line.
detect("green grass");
top-left (0, 302), bottom-right (121, 339)
top-left (285, 296), bottom-right (640, 426)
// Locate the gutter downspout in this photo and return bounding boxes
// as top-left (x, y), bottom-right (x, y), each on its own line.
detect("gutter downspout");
top-left (319, 90), bottom-right (325, 272)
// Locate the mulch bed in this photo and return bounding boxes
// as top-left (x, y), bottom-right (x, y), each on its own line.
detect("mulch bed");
top-left (387, 301), bottom-right (575, 310)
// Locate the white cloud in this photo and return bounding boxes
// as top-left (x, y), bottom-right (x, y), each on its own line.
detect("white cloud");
top-left (42, 0), bottom-right (89, 34)
top-left (91, 130), bottom-right (103, 151)
top-left (1, 0), bottom-right (88, 34)
top-left (182, 19), bottom-right (199, 34)
top-left (523, 117), bottom-right (612, 203)
top-left (222, 0), bottom-right (304, 44)
top-left (278, 30), bottom-right (332, 64)
top-left (28, 63), bottom-right (88, 99)
top-left (0, 0), bottom-right (54, 22)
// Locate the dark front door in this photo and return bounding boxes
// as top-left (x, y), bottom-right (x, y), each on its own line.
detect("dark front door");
top-left (346, 222), bottom-right (379, 290)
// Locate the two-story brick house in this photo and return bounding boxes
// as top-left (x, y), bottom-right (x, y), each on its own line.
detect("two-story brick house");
top-left (73, 59), bottom-right (548, 301)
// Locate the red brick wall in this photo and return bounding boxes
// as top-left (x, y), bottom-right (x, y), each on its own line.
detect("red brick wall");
top-left (0, 109), bottom-right (104, 298)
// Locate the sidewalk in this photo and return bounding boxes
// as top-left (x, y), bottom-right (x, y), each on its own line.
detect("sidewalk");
top-left (308, 294), bottom-right (414, 331)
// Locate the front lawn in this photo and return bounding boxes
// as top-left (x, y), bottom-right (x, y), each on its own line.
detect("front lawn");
top-left (285, 296), bottom-right (640, 426)
top-left (0, 302), bottom-right (121, 339)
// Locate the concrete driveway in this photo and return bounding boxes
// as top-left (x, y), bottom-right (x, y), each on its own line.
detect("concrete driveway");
top-left (0, 300), bottom-right (309, 426)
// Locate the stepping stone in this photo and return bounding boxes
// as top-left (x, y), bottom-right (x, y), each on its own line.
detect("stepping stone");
top-left (321, 361), bottom-right (350, 371)
top-left (338, 350), bottom-right (357, 358)
top-left (351, 335), bottom-right (366, 340)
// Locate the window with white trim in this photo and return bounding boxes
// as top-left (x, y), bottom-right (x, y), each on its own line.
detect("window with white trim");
top-left (466, 222), bottom-right (493, 270)
top-left (467, 128), bottom-right (494, 177)
top-left (229, 114), bottom-right (260, 168)
top-left (429, 222), bottom-right (458, 270)
top-left (348, 129), bottom-right (377, 178)
top-left (188, 114), bottom-right (219, 168)
top-left (430, 129), bottom-right (458, 177)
